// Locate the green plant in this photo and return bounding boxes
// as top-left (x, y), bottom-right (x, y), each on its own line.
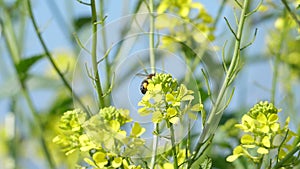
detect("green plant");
top-left (227, 101), bottom-right (299, 168)
top-left (1, 0), bottom-right (300, 168)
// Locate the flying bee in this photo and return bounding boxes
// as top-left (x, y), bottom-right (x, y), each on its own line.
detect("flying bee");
top-left (137, 73), bottom-right (156, 94)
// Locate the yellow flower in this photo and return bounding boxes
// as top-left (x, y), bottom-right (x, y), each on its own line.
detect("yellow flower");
top-left (47, 50), bottom-right (76, 79)
top-left (92, 152), bottom-right (108, 168)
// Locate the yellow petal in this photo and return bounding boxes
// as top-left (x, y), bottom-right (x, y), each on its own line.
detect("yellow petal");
top-left (262, 136), bottom-right (271, 148)
top-left (241, 134), bottom-right (254, 144)
top-left (257, 147), bottom-right (269, 154)
top-left (131, 122), bottom-right (146, 137)
top-left (169, 117), bottom-right (180, 124)
top-left (226, 155), bottom-right (241, 162)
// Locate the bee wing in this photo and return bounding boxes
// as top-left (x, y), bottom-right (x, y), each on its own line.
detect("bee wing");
top-left (136, 73), bottom-right (149, 77)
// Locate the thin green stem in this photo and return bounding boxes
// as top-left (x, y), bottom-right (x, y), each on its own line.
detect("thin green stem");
top-left (149, 0), bottom-right (155, 73)
top-left (150, 123), bottom-right (159, 169)
top-left (271, 12), bottom-right (287, 104)
top-left (2, 6), bottom-right (55, 167)
top-left (273, 142), bottom-right (300, 169)
top-left (194, 0), bottom-right (251, 160)
top-left (281, 0), bottom-right (300, 27)
top-left (26, 0), bottom-right (90, 116)
top-left (22, 88), bottom-right (55, 169)
top-left (187, 0), bottom-right (227, 84)
top-left (149, 0), bottom-right (158, 168)
top-left (170, 123), bottom-right (179, 169)
top-left (256, 155), bottom-right (264, 169)
top-left (213, 0), bottom-right (228, 28)
top-left (99, 0), bottom-right (111, 105)
top-left (91, 0), bottom-right (105, 108)
top-left (1, 8), bottom-right (20, 64)
top-left (271, 52), bottom-right (279, 104)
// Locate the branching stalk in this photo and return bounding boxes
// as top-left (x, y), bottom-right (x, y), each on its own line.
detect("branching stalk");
top-left (99, 0), bottom-right (111, 105)
top-left (26, 0), bottom-right (90, 116)
top-left (2, 4), bottom-right (55, 168)
top-left (22, 89), bottom-right (55, 169)
top-left (193, 0), bottom-right (251, 160)
top-left (91, 0), bottom-right (105, 109)
top-left (281, 0), bottom-right (300, 27)
top-left (150, 123), bottom-right (159, 169)
top-left (271, 13), bottom-right (287, 104)
top-left (273, 142), bottom-right (300, 169)
top-left (149, 0), bottom-right (155, 73)
top-left (148, 0), bottom-right (158, 168)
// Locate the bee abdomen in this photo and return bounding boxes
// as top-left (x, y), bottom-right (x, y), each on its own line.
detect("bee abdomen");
top-left (140, 80), bottom-right (149, 94)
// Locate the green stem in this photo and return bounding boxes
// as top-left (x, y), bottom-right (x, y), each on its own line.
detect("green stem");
top-left (170, 123), bottom-right (179, 169)
top-left (149, 0), bottom-right (155, 73)
top-left (187, 0), bottom-right (227, 84)
top-left (273, 142), bottom-right (300, 169)
top-left (150, 124), bottom-right (159, 169)
top-left (194, 0), bottom-right (250, 159)
top-left (22, 88), bottom-right (55, 169)
top-left (271, 12), bottom-right (287, 104)
top-left (149, 0), bottom-right (157, 168)
top-left (271, 56), bottom-right (279, 104)
top-left (99, 0), bottom-right (111, 105)
top-left (281, 0), bottom-right (300, 27)
top-left (1, 8), bottom-right (20, 64)
top-left (91, 0), bottom-right (105, 109)
top-left (256, 155), bottom-right (264, 169)
top-left (2, 6), bottom-right (55, 167)
top-left (212, 0), bottom-right (228, 28)
top-left (26, 0), bottom-right (90, 116)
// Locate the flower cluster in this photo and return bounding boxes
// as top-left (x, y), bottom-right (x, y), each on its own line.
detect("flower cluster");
top-left (47, 50), bottom-right (76, 79)
top-left (155, 148), bottom-right (190, 169)
top-left (84, 150), bottom-right (142, 169)
top-left (53, 107), bottom-right (145, 169)
top-left (156, 0), bottom-right (215, 52)
top-left (226, 101), bottom-right (296, 163)
top-left (52, 109), bottom-right (87, 155)
top-left (138, 73), bottom-right (203, 125)
top-left (267, 6), bottom-right (300, 80)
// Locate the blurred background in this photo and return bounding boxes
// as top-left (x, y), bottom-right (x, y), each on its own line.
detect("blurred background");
top-left (0, 0), bottom-right (299, 168)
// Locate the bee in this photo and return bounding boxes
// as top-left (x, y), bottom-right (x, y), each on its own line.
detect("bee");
top-left (139, 73), bottom-right (156, 94)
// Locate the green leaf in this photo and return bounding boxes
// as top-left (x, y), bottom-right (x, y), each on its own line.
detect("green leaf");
top-left (16, 54), bottom-right (45, 74)
top-left (16, 54), bottom-right (45, 81)
top-left (73, 16), bottom-right (91, 31)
